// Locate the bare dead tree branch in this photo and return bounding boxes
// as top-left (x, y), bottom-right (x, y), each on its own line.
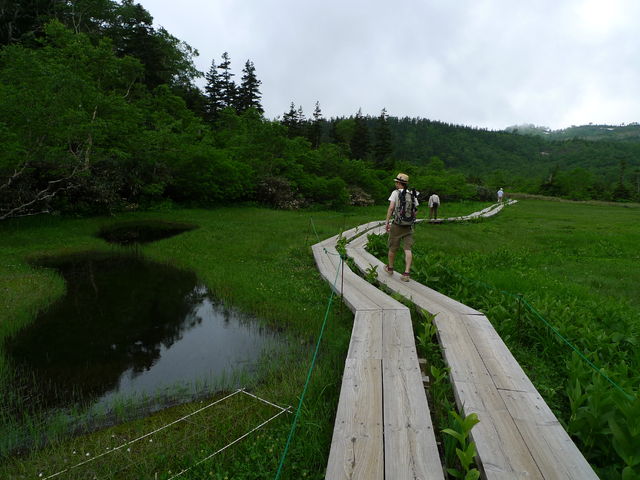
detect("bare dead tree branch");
top-left (0, 161), bottom-right (29, 191)
top-left (1, 106), bottom-right (98, 221)
top-left (0, 181), bottom-right (73, 220)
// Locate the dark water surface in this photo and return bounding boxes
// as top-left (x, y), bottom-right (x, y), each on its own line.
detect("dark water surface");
top-left (96, 220), bottom-right (197, 246)
top-left (5, 252), bottom-right (285, 412)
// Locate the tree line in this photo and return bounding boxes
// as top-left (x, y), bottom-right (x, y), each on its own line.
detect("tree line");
top-left (281, 109), bottom-right (640, 202)
top-left (1, 1), bottom-right (638, 220)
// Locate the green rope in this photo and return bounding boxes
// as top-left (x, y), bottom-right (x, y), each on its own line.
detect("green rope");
top-left (273, 254), bottom-right (343, 480)
top-left (309, 217), bottom-right (320, 243)
top-left (438, 263), bottom-right (634, 400)
top-left (520, 298), bottom-right (634, 400)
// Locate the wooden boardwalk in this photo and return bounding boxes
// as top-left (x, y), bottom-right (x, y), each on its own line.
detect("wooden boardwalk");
top-left (313, 223), bottom-right (444, 480)
top-left (313, 203), bottom-right (598, 480)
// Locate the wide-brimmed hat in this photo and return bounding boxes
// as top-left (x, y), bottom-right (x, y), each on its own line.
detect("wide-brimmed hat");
top-left (394, 173), bottom-right (409, 184)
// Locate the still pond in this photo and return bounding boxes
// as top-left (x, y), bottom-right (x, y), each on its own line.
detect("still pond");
top-left (4, 223), bottom-right (286, 416)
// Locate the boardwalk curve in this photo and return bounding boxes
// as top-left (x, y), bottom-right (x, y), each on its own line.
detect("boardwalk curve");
top-left (313, 202), bottom-right (598, 479)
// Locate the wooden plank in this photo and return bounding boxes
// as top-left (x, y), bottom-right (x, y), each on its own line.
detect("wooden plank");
top-left (381, 310), bottom-right (416, 365)
top-left (326, 358), bottom-right (384, 480)
top-left (384, 358), bottom-right (445, 479)
top-left (462, 314), bottom-right (537, 393)
top-left (339, 272), bottom-right (382, 312)
top-left (454, 381), bottom-right (543, 479)
top-left (500, 390), bottom-right (599, 480)
top-left (313, 243), bottom-right (381, 312)
top-left (382, 309), bottom-right (445, 479)
top-left (315, 240), bottom-right (405, 312)
top-left (343, 271), bottom-right (405, 311)
top-left (432, 310), bottom-right (494, 387)
top-left (348, 310), bottom-right (382, 360)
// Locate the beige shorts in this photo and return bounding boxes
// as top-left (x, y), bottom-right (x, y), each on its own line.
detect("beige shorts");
top-left (388, 223), bottom-right (414, 251)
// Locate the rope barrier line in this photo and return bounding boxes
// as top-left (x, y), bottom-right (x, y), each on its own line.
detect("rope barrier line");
top-left (273, 251), bottom-right (343, 480)
top-left (520, 298), bottom-right (634, 401)
top-left (437, 263), bottom-right (635, 400)
top-left (240, 389), bottom-right (292, 413)
top-left (167, 407), bottom-right (291, 480)
top-left (43, 388), bottom-right (291, 480)
top-left (309, 217), bottom-right (320, 243)
top-left (41, 389), bottom-right (245, 480)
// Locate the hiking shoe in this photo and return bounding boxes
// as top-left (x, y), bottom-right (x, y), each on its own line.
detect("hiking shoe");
top-left (401, 272), bottom-right (410, 282)
top-left (384, 265), bottom-right (394, 275)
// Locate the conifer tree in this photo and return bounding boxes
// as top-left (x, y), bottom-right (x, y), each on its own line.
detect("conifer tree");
top-left (282, 102), bottom-right (305, 138)
top-left (237, 59), bottom-right (263, 114)
top-left (350, 108), bottom-right (370, 161)
top-left (282, 102), bottom-right (297, 132)
top-left (374, 108), bottom-right (393, 169)
top-left (217, 51), bottom-right (237, 110)
top-left (204, 59), bottom-right (224, 122)
top-left (310, 101), bottom-right (323, 148)
top-left (296, 105), bottom-right (306, 124)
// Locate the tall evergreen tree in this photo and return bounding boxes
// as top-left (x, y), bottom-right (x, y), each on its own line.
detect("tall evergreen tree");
top-left (310, 101), bottom-right (323, 148)
top-left (374, 108), bottom-right (393, 168)
top-left (237, 59), bottom-right (263, 114)
top-left (350, 108), bottom-right (370, 161)
top-left (282, 102), bottom-right (297, 133)
top-left (204, 59), bottom-right (223, 122)
top-left (217, 51), bottom-right (237, 110)
top-left (282, 102), bottom-right (305, 138)
top-left (296, 105), bottom-right (306, 124)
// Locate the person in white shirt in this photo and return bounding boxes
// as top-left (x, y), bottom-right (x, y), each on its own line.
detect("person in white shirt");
top-left (384, 173), bottom-right (418, 282)
top-left (497, 188), bottom-right (504, 203)
top-left (428, 192), bottom-right (440, 219)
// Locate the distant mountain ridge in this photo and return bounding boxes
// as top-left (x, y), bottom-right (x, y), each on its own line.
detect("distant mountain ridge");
top-left (505, 123), bottom-right (640, 142)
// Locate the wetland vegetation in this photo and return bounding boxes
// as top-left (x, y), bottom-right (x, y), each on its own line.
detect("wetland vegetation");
top-left (1, 199), bottom-right (638, 478)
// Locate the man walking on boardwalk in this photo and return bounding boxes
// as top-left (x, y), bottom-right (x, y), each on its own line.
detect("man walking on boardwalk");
top-left (384, 173), bottom-right (418, 282)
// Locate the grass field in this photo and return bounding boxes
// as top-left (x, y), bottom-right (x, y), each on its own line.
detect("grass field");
top-left (0, 199), bottom-right (637, 478)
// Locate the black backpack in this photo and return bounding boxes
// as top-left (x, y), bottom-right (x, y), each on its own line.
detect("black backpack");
top-left (394, 188), bottom-right (419, 226)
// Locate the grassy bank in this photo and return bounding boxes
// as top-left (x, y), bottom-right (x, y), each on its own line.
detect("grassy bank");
top-left (0, 201), bottom-right (487, 479)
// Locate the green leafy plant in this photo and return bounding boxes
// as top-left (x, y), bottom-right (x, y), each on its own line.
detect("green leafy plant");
top-left (364, 264), bottom-right (378, 284)
top-left (609, 395), bottom-right (640, 475)
top-left (364, 232), bottom-right (387, 257)
top-left (416, 310), bottom-right (438, 359)
top-left (442, 411), bottom-right (481, 479)
top-left (335, 235), bottom-right (347, 259)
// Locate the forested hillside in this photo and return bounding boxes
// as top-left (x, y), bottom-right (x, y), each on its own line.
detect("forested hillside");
top-left (1, 1), bottom-right (638, 221)
top-left (506, 123), bottom-right (640, 142)
top-left (284, 109), bottom-right (640, 202)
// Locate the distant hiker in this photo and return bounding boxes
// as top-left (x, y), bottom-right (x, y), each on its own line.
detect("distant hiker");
top-left (385, 173), bottom-right (419, 282)
top-left (428, 192), bottom-right (440, 219)
top-left (497, 188), bottom-right (504, 203)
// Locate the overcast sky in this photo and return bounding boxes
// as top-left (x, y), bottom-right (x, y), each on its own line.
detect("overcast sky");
top-left (138, 0), bottom-right (639, 131)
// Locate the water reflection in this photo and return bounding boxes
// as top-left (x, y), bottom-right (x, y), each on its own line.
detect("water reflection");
top-left (96, 220), bottom-right (197, 246)
top-left (5, 252), bottom-right (284, 411)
